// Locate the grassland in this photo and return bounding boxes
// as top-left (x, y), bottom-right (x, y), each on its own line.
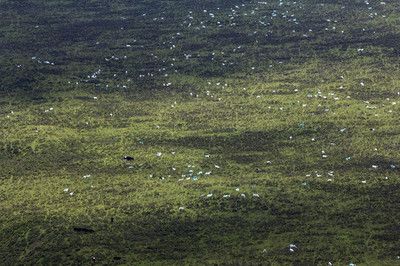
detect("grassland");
top-left (0, 0), bottom-right (400, 265)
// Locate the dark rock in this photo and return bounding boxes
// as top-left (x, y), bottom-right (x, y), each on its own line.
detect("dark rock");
top-left (123, 156), bottom-right (134, 161)
top-left (73, 227), bottom-right (95, 233)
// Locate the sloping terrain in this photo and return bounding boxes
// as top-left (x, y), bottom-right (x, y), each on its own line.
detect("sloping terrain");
top-left (0, 0), bottom-right (399, 264)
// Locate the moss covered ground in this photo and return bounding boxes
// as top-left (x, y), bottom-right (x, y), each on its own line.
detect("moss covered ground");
top-left (0, 0), bottom-right (399, 264)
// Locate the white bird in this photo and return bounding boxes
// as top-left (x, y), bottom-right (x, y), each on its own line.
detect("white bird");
top-left (289, 244), bottom-right (298, 252)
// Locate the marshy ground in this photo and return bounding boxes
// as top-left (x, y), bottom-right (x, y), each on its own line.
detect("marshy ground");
top-left (0, 0), bottom-right (399, 264)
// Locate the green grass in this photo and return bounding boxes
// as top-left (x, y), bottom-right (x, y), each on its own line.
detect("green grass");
top-left (1, 0), bottom-right (400, 264)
